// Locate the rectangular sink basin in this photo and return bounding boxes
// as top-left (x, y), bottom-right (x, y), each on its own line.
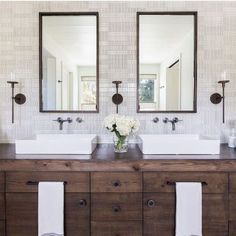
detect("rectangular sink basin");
top-left (16, 134), bottom-right (97, 155)
top-left (138, 134), bottom-right (220, 155)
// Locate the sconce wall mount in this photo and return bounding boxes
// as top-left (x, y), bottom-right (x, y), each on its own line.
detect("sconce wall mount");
top-left (112, 81), bottom-right (123, 114)
top-left (7, 81), bottom-right (26, 123)
top-left (210, 80), bottom-right (230, 123)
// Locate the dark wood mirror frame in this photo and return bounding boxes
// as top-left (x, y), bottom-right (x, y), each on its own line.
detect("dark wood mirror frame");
top-left (39, 12), bottom-right (99, 113)
top-left (137, 11), bottom-right (198, 113)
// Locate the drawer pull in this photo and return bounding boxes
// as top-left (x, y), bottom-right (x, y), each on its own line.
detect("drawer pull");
top-left (79, 199), bottom-right (87, 208)
top-left (112, 180), bottom-right (121, 187)
top-left (112, 205), bottom-right (121, 213)
top-left (166, 181), bottom-right (208, 186)
top-left (26, 181), bottom-right (67, 185)
top-left (147, 199), bottom-right (156, 208)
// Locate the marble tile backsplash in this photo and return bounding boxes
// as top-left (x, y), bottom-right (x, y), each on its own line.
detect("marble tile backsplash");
top-left (0, 1), bottom-right (236, 143)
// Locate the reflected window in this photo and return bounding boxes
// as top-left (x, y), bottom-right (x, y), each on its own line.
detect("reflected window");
top-left (81, 76), bottom-right (96, 110)
top-left (139, 74), bottom-right (156, 103)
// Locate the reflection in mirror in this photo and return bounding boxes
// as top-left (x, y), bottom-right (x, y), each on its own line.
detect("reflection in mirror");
top-left (40, 13), bottom-right (98, 112)
top-left (137, 12), bottom-right (197, 112)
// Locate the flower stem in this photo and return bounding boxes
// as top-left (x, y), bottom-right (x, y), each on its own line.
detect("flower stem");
top-left (114, 131), bottom-right (126, 151)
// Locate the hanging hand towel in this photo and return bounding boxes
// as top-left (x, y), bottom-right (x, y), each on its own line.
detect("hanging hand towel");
top-left (175, 182), bottom-right (202, 236)
top-left (38, 182), bottom-right (64, 236)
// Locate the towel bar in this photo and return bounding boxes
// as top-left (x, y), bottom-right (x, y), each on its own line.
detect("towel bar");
top-left (26, 181), bottom-right (67, 185)
top-left (166, 181), bottom-right (207, 186)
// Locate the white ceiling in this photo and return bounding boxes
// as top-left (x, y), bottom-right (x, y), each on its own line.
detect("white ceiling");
top-left (139, 15), bottom-right (194, 64)
top-left (43, 16), bottom-right (96, 66)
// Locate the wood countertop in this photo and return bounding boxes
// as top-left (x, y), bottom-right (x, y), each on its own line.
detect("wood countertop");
top-left (0, 144), bottom-right (236, 172)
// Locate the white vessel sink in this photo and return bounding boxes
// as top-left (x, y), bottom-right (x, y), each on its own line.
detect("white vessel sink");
top-left (15, 134), bottom-right (97, 155)
top-left (138, 134), bottom-right (220, 155)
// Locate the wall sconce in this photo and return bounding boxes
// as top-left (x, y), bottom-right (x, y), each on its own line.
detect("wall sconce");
top-left (7, 81), bottom-right (26, 124)
top-left (210, 80), bottom-right (230, 123)
top-left (112, 81), bottom-right (123, 114)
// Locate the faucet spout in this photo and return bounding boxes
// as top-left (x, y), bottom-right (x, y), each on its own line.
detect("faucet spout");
top-left (171, 122), bottom-right (176, 131)
top-left (163, 117), bottom-right (182, 131)
top-left (53, 117), bottom-right (72, 131)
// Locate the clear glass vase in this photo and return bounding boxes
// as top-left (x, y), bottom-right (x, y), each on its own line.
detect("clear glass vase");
top-left (113, 135), bottom-right (128, 153)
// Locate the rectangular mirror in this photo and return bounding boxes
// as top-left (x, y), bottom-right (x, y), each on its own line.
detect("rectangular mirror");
top-left (39, 12), bottom-right (99, 112)
top-left (137, 12), bottom-right (197, 113)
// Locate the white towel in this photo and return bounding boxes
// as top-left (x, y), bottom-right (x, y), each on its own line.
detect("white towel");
top-left (38, 182), bottom-right (64, 236)
top-left (175, 182), bottom-right (202, 236)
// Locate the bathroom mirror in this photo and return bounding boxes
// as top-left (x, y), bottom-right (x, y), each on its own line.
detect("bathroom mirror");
top-left (137, 12), bottom-right (197, 113)
top-left (39, 12), bottom-right (99, 112)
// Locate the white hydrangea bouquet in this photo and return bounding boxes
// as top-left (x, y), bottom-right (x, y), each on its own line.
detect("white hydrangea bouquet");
top-left (104, 114), bottom-right (140, 153)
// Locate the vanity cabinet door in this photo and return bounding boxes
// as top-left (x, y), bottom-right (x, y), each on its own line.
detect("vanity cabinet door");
top-left (6, 172), bottom-right (90, 236)
top-left (143, 172), bottom-right (228, 236)
top-left (6, 193), bottom-right (90, 236)
top-left (143, 193), bottom-right (228, 236)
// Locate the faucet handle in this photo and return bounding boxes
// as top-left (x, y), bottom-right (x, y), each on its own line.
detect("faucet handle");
top-left (152, 117), bottom-right (159, 123)
top-left (67, 117), bottom-right (73, 123)
top-left (163, 117), bottom-right (169, 123)
top-left (76, 117), bottom-right (83, 123)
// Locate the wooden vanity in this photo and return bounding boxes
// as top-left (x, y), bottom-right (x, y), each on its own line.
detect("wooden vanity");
top-left (0, 144), bottom-right (236, 236)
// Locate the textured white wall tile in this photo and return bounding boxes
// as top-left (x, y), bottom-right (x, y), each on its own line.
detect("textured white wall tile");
top-left (0, 1), bottom-right (236, 143)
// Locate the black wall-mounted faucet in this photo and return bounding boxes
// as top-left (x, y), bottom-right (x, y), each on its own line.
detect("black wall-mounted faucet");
top-left (53, 117), bottom-right (72, 130)
top-left (163, 117), bottom-right (183, 131)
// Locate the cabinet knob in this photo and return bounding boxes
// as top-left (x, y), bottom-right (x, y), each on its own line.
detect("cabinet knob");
top-left (79, 199), bottom-right (87, 208)
top-left (112, 180), bottom-right (121, 187)
top-left (147, 199), bottom-right (156, 208)
top-left (112, 205), bottom-right (121, 213)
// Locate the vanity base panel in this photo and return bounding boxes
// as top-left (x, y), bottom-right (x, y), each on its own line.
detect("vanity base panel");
top-left (1, 169), bottom-right (234, 236)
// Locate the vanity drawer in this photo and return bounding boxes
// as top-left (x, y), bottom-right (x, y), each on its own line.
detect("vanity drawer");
top-left (91, 172), bottom-right (142, 192)
top-left (144, 172), bottom-right (228, 193)
top-left (6, 172), bottom-right (90, 192)
top-left (91, 221), bottom-right (142, 236)
top-left (91, 193), bottom-right (142, 221)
